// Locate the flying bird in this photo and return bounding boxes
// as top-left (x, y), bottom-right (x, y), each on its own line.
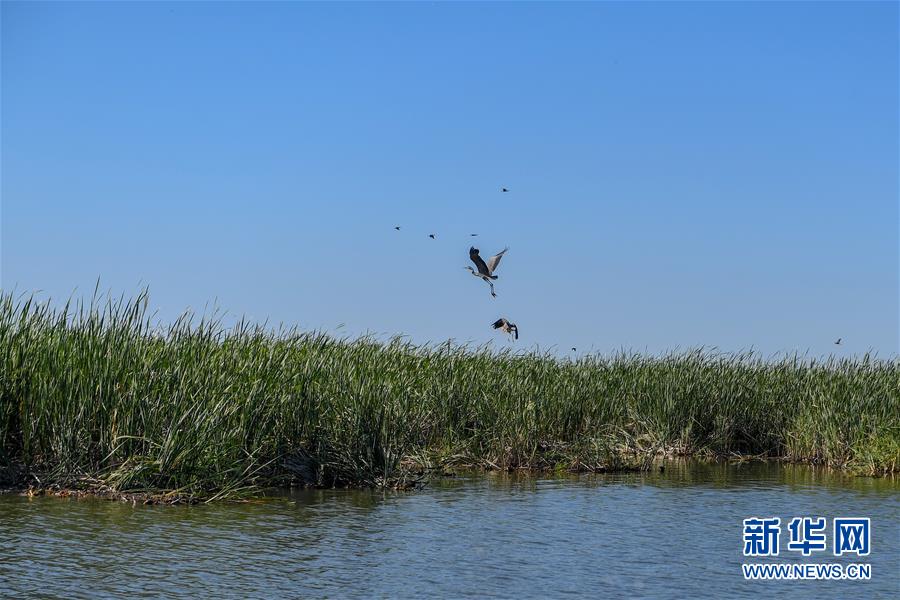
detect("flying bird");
top-left (470, 233), bottom-right (478, 237)
top-left (429, 234), bottom-right (435, 239)
top-left (571, 347), bottom-right (576, 352)
top-left (492, 318), bottom-right (518, 340)
top-left (465, 246), bottom-right (508, 298)
top-left (394, 226), bottom-right (401, 230)
top-left (501, 187), bottom-right (509, 193)
top-left (835, 338), bottom-right (842, 345)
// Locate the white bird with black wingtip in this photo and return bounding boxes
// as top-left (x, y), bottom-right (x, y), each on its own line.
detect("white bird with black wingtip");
top-left (492, 318), bottom-right (518, 341)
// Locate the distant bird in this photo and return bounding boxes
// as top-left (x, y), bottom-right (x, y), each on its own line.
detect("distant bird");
top-left (429, 234), bottom-right (435, 239)
top-left (835, 338), bottom-right (842, 345)
top-left (394, 226), bottom-right (401, 230)
top-left (470, 233), bottom-right (479, 236)
top-left (571, 347), bottom-right (576, 352)
top-left (501, 187), bottom-right (509, 193)
top-left (465, 246), bottom-right (508, 298)
top-left (492, 318), bottom-right (518, 340)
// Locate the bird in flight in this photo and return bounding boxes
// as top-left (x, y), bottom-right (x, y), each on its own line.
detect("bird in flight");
top-left (394, 226), bottom-right (401, 231)
top-left (571, 347), bottom-right (576, 352)
top-left (429, 234), bottom-right (435, 239)
top-left (470, 233), bottom-right (478, 237)
top-left (465, 246), bottom-right (508, 298)
top-left (501, 187), bottom-right (509, 193)
top-left (835, 338), bottom-right (842, 345)
top-left (492, 318), bottom-right (518, 340)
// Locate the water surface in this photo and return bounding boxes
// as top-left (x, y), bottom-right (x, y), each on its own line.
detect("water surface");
top-left (2, 462), bottom-right (898, 598)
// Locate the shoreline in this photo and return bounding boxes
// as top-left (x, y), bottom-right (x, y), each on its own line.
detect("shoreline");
top-left (2, 292), bottom-right (897, 505)
top-left (3, 452), bottom-right (893, 505)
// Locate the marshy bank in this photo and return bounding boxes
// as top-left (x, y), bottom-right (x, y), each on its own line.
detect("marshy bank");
top-left (1, 292), bottom-right (897, 502)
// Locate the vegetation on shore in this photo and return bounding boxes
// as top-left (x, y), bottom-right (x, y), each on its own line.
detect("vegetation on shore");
top-left (1, 291), bottom-right (897, 502)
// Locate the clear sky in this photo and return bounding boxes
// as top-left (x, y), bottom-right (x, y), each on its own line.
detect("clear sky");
top-left (2, 1), bottom-right (898, 357)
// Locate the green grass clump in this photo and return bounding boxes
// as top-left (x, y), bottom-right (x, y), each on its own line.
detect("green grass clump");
top-left (0, 291), bottom-right (897, 501)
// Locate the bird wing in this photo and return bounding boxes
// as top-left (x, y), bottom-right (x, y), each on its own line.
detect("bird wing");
top-left (470, 247), bottom-right (490, 276)
top-left (492, 318), bottom-right (506, 329)
top-left (485, 247), bottom-right (508, 273)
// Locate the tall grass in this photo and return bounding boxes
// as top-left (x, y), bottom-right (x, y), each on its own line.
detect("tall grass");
top-left (0, 291), bottom-right (897, 501)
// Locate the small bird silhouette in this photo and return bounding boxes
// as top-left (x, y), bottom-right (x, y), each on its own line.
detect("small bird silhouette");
top-left (571, 347), bottom-right (576, 352)
top-left (429, 234), bottom-right (435, 239)
top-left (492, 318), bottom-right (518, 340)
top-left (394, 226), bottom-right (401, 230)
top-left (501, 187), bottom-right (509, 193)
top-left (470, 233), bottom-right (479, 237)
top-left (835, 338), bottom-right (842, 345)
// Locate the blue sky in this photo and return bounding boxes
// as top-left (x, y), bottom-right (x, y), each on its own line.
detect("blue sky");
top-left (2, 1), bottom-right (897, 356)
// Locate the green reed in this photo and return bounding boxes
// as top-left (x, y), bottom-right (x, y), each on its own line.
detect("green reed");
top-left (0, 291), bottom-right (897, 501)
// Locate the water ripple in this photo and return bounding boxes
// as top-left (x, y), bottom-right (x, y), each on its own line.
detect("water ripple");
top-left (2, 463), bottom-right (898, 599)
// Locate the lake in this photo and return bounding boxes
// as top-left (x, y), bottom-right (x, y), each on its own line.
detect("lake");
top-left (1, 462), bottom-right (897, 598)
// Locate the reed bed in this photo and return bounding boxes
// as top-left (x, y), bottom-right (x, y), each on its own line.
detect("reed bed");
top-left (0, 291), bottom-right (897, 502)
